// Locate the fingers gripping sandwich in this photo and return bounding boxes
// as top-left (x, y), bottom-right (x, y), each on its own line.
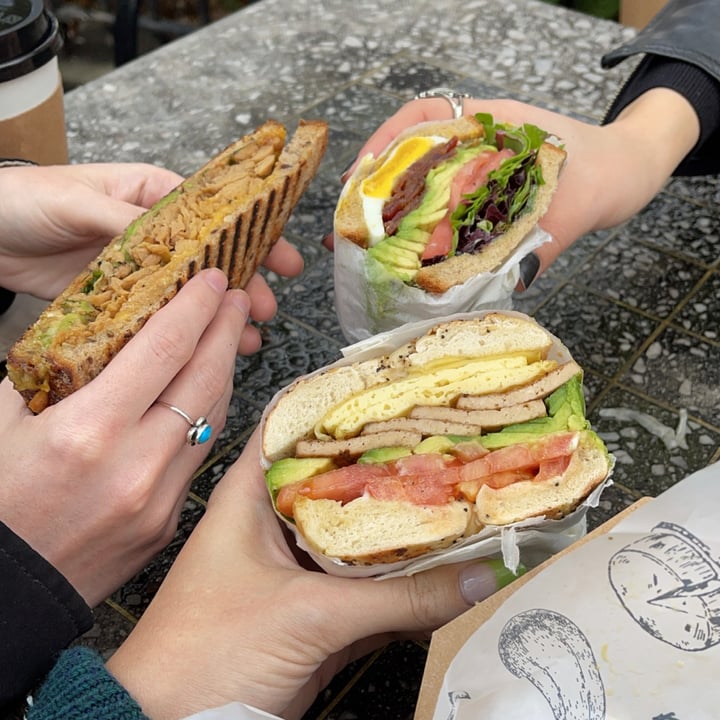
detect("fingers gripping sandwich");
top-left (334, 113), bottom-right (565, 293)
top-left (262, 313), bottom-right (611, 567)
top-left (7, 119), bottom-right (328, 412)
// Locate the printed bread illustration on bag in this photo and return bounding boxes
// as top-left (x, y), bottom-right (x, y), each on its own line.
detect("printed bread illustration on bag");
top-left (609, 521), bottom-right (720, 651)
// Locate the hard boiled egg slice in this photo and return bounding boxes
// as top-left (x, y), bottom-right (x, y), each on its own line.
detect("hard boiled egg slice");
top-left (361, 136), bottom-right (446, 246)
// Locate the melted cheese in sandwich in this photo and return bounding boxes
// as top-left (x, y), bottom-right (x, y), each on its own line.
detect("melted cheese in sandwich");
top-left (361, 135), bottom-right (446, 245)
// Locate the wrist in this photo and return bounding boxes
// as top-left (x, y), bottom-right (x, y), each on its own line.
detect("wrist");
top-left (611, 88), bottom-right (700, 185)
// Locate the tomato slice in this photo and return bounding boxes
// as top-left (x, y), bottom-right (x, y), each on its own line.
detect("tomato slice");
top-left (277, 432), bottom-right (581, 516)
top-left (276, 464), bottom-right (388, 517)
top-left (422, 215), bottom-right (453, 261)
top-left (393, 452), bottom-right (454, 475)
top-left (421, 149), bottom-right (514, 263)
top-left (451, 440), bottom-right (489, 462)
top-left (534, 455), bottom-right (572, 482)
top-left (367, 474), bottom-right (456, 505)
top-left (457, 467), bottom-right (537, 502)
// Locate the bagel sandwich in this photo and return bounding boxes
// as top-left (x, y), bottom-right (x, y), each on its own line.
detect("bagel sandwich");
top-left (7, 119), bottom-right (328, 412)
top-left (334, 113), bottom-right (565, 294)
top-left (262, 312), bottom-right (612, 568)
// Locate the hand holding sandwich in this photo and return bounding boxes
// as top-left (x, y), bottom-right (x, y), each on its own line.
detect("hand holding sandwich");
top-left (0, 163), bottom-right (183, 299)
top-left (332, 92), bottom-right (699, 283)
top-left (0, 268), bottom-right (250, 607)
top-left (0, 163), bottom-right (304, 354)
top-left (104, 429), bottom-right (511, 720)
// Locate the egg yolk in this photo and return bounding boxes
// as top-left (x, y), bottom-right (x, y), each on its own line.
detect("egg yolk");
top-left (361, 137), bottom-right (436, 199)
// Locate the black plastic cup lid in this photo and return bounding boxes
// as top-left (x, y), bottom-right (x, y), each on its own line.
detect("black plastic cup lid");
top-left (0, 0), bottom-right (64, 82)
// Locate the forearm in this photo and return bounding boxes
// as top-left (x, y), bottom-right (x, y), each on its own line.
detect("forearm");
top-left (608, 86), bottom-right (700, 198)
top-left (601, 0), bottom-right (720, 176)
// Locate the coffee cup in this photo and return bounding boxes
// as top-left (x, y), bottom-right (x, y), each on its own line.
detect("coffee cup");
top-left (0, 0), bottom-right (68, 165)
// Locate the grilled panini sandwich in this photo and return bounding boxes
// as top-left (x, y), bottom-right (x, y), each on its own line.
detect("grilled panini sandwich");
top-left (7, 119), bottom-right (328, 412)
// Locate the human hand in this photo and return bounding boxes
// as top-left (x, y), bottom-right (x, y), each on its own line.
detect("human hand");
top-left (0, 163), bottom-right (183, 298)
top-left (328, 91), bottom-right (699, 281)
top-left (0, 164), bottom-right (304, 326)
top-left (238, 236), bottom-right (304, 355)
top-left (0, 269), bottom-right (250, 607)
top-left (106, 428), bottom-right (515, 720)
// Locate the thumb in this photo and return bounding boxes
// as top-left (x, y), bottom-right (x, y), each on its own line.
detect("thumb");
top-left (83, 196), bottom-right (149, 240)
top-left (342, 559), bottom-right (525, 640)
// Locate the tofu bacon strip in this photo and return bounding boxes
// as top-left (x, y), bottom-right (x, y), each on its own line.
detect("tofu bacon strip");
top-left (456, 361), bottom-right (582, 410)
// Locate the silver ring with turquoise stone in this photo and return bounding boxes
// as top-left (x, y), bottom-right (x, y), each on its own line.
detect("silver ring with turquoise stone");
top-left (414, 88), bottom-right (470, 119)
top-left (157, 400), bottom-right (212, 446)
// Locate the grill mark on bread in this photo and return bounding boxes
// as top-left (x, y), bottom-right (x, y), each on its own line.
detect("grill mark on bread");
top-left (7, 119), bottom-right (329, 411)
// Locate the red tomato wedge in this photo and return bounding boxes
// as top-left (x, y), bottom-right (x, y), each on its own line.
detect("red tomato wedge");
top-left (422, 148), bottom-right (515, 262)
top-left (276, 431), bottom-right (580, 518)
top-left (276, 463), bottom-right (388, 517)
top-left (449, 148), bottom-right (515, 209)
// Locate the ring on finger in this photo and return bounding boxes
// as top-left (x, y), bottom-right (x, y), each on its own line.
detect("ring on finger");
top-left (414, 87), bottom-right (470, 119)
top-left (156, 400), bottom-right (213, 446)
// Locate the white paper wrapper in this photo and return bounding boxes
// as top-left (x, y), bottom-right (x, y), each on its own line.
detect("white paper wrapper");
top-left (333, 227), bottom-right (552, 344)
top-left (260, 310), bottom-right (614, 580)
top-left (431, 461), bottom-right (720, 719)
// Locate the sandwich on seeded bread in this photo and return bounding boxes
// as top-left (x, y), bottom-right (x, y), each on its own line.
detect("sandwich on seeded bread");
top-left (262, 312), bottom-right (612, 566)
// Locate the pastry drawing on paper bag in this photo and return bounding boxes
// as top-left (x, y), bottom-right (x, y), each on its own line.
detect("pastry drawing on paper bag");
top-left (498, 608), bottom-right (606, 720)
top-left (609, 521), bottom-right (720, 651)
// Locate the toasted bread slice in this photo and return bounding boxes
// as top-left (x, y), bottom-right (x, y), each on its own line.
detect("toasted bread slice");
top-left (7, 119), bottom-right (328, 412)
top-left (414, 142), bottom-right (566, 292)
top-left (293, 496), bottom-right (478, 565)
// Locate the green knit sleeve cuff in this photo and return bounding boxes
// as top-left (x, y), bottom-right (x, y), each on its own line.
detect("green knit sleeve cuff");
top-left (27, 646), bottom-right (149, 720)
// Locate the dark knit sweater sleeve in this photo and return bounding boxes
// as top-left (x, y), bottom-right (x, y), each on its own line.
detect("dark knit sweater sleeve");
top-left (26, 647), bottom-right (148, 720)
top-left (0, 522), bottom-right (94, 710)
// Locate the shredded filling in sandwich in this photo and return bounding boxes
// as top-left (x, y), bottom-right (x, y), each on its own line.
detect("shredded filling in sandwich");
top-left (8, 119), bottom-right (329, 412)
top-left (36, 132), bottom-right (287, 348)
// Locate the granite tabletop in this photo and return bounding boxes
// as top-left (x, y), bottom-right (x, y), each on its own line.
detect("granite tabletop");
top-left (60, 0), bottom-right (720, 717)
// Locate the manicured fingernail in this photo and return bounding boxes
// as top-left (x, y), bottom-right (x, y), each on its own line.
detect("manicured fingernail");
top-left (459, 559), bottom-right (527, 605)
top-left (340, 161), bottom-right (354, 181)
top-left (229, 289), bottom-right (250, 314)
top-left (204, 268), bottom-right (229, 293)
top-left (518, 252), bottom-right (540, 291)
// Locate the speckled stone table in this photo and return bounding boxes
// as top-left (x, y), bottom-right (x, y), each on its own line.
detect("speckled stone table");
top-left (61, 0), bottom-right (720, 717)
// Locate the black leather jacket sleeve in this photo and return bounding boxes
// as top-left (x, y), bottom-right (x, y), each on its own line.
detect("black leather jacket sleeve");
top-left (601, 0), bottom-right (720, 176)
top-left (0, 521), bottom-right (94, 711)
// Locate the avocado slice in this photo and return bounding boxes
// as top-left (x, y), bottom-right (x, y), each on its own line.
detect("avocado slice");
top-left (357, 446), bottom-right (413, 464)
top-left (385, 235), bottom-right (426, 255)
top-left (367, 239), bottom-right (422, 276)
top-left (265, 457), bottom-right (336, 496)
top-left (413, 435), bottom-right (460, 455)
